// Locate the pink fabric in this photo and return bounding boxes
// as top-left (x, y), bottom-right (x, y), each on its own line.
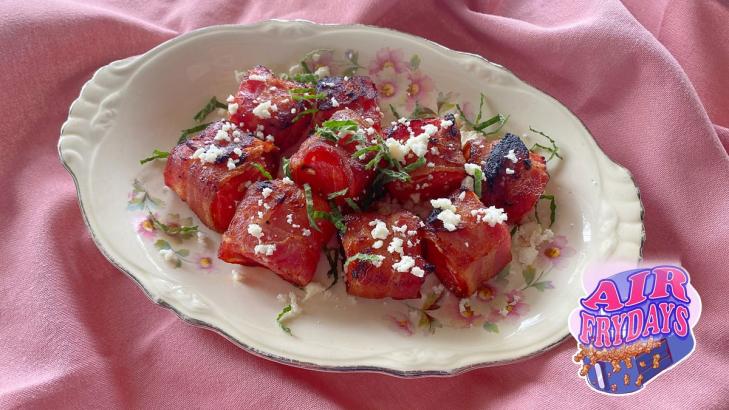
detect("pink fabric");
top-left (2, 0), bottom-right (728, 407)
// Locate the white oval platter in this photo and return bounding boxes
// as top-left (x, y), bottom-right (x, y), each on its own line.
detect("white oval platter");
top-left (58, 20), bottom-right (644, 377)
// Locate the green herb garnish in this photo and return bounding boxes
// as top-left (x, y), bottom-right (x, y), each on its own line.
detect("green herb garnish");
top-left (327, 188), bottom-right (349, 200)
top-left (293, 108), bottom-right (319, 122)
top-left (529, 127), bottom-right (563, 161)
top-left (282, 157), bottom-right (292, 179)
top-left (456, 93), bottom-right (509, 135)
top-left (178, 122), bottom-right (212, 143)
top-left (289, 87), bottom-right (326, 102)
top-left (324, 246), bottom-right (342, 289)
top-left (402, 156), bottom-right (426, 173)
top-left (292, 72), bottom-right (319, 85)
top-left (327, 201), bottom-right (347, 234)
top-left (389, 104), bottom-right (402, 119)
top-left (276, 305), bottom-right (293, 335)
top-left (472, 166), bottom-right (484, 197)
top-left (250, 162), bottom-right (273, 180)
top-left (410, 101), bottom-right (438, 119)
top-left (303, 183), bottom-right (324, 233)
top-left (535, 194), bottom-right (557, 227)
top-left (140, 149), bottom-right (169, 165)
top-left (345, 198), bottom-right (361, 212)
top-left (193, 96), bottom-right (227, 123)
top-left (316, 119), bottom-right (361, 144)
top-left (343, 253), bottom-right (385, 270)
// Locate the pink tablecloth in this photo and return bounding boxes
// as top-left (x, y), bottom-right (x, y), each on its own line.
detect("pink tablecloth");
top-left (2, 0), bottom-right (728, 408)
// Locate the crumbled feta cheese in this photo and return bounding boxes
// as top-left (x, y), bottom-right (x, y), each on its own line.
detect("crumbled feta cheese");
top-left (227, 102), bottom-right (239, 115)
top-left (407, 230), bottom-right (417, 236)
top-left (291, 108), bottom-right (297, 114)
top-left (505, 149), bottom-right (518, 163)
top-left (464, 163), bottom-right (481, 176)
top-left (226, 95), bottom-right (235, 103)
top-left (366, 127), bottom-right (375, 135)
top-left (430, 198), bottom-right (456, 212)
top-left (226, 158), bottom-right (236, 170)
top-left (506, 168), bottom-right (515, 175)
top-left (365, 118), bottom-right (375, 126)
top-left (282, 177), bottom-right (294, 185)
top-left (247, 223), bottom-right (263, 239)
top-left (392, 256), bottom-right (415, 272)
top-left (471, 206), bottom-right (508, 226)
top-left (387, 237), bottom-right (404, 255)
top-left (430, 146), bottom-right (440, 156)
top-left (370, 220), bottom-right (390, 240)
top-left (286, 214), bottom-right (293, 224)
top-left (214, 129), bottom-right (230, 142)
top-left (372, 240), bottom-right (384, 249)
top-left (257, 211), bottom-right (264, 219)
top-left (410, 266), bottom-right (425, 277)
top-left (261, 187), bottom-right (273, 198)
top-left (406, 132), bottom-right (429, 158)
top-left (190, 144), bottom-right (226, 164)
top-left (385, 138), bottom-right (409, 163)
top-left (252, 100), bottom-right (274, 119)
top-left (233, 137), bottom-right (241, 143)
top-left (314, 66), bottom-right (330, 78)
top-left (248, 73), bottom-right (268, 82)
top-left (254, 243), bottom-right (276, 256)
top-left (422, 123), bottom-right (439, 136)
top-left (392, 224), bottom-right (408, 234)
top-left (426, 162), bottom-right (435, 168)
top-left (440, 119), bottom-right (453, 128)
top-left (461, 130), bottom-right (481, 147)
top-left (437, 209), bottom-right (461, 231)
top-left (302, 229), bottom-right (311, 237)
top-left (265, 134), bottom-right (275, 142)
top-left (303, 282), bottom-right (325, 302)
top-left (368, 255), bottom-right (386, 268)
top-left (331, 97), bottom-right (340, 107)
top-left (458, 191), bottom-right (466, 201)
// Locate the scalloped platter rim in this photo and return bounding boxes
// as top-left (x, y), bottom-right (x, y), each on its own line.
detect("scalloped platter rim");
top-left (58, 20), bottom-right (644, 377)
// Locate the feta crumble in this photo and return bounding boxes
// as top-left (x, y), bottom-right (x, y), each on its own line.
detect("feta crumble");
top-left (392, 256), bottom-right (415, 272)
top-left (248, 73), bottom-right (268, 82)
top-left (410, 266), bottom-right (425, 277)
top-left (370, 219), bottom-right (390, 240)
top-left (252, 100), bottom-right (274, 119)
top-left (436, 209), bottom-right (461, 231)
top-left (506, 168), bottom-right (515, 175)
top-left (471, 206), bottom-right (508, 227)
top-left (387, 237), bottom-right (404, 255)
top-left (261, 187), bottom-right (273, 198)
top-left (505, 149), bottom-right (518, 163)
top-left (464, 163), bottom-right (481, 176)
top-left (226, 158), bottom-right (237, 170)
top-left (430, 198), bottom-right (456, 212)
top-left (372, 240), bottom-right (384, 249)
top-left (247, 223), bottom-right (263, 239)
top-left (227, 102), bottom-right (239, 115)
top-left (254, 243), bottom-right (276, 256)
top-left (331, 97), bottom-right (340, 107)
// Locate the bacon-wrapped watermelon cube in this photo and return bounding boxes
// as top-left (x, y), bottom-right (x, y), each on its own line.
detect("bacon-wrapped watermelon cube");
top-left (164, 120), bottom-right (279, 232)
top-left (289, 109), bottom-right (377, 205)
top-left (382, 114), bottom-right (466, 203)
top-left (341, 210), bottom-right (430, 299)
top-left (313, 76), bottom-right (382, 130)
top-left (422, 190), bottom-right (512, 298)
top-left (218, 179), bottom-right (336, 287)
top-left (463, 133), bottom-right (549, 224)
top-left (228, 65), bottom-right (312, 151)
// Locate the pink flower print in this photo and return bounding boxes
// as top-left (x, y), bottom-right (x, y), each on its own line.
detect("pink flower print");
top-left (476, 284), bottom-right (498, 302)
top-left (538, 235), bottom-right (576, 268)
top-left (405, 70), bottom-right (434, 108)
top-left (369, 47), bottom-right (407, 75)
top-left (197, 255), bottom-right (214, 270)
top-left (388, 313), bottom-right (414, 336)
top-left (373, 69), bottom-right (407, 102)
top-left (492, 289), bottom-right (529, 319)
top-left (135, 215), bottom-right (157, 239)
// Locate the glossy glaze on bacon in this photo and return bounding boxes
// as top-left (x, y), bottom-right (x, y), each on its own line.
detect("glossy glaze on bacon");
top-left (289, 109), bottom-right (376, 206)
top-left (228, 65), bottom-right (312, 151)
top-left (464, 133), bottom-right (549, 224)
top-left (422, 190), bottom-right (512, 298)
top-left (218, 180), bottom-right (336, 287)
top-left (385, 115), bottom-right (466, 202)
top-left (341, 211), bottom-right (430, 299)
top-left (313, 76), bottom-right (382, 130)
top-left (164, 121), bottom-right (279, 233)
